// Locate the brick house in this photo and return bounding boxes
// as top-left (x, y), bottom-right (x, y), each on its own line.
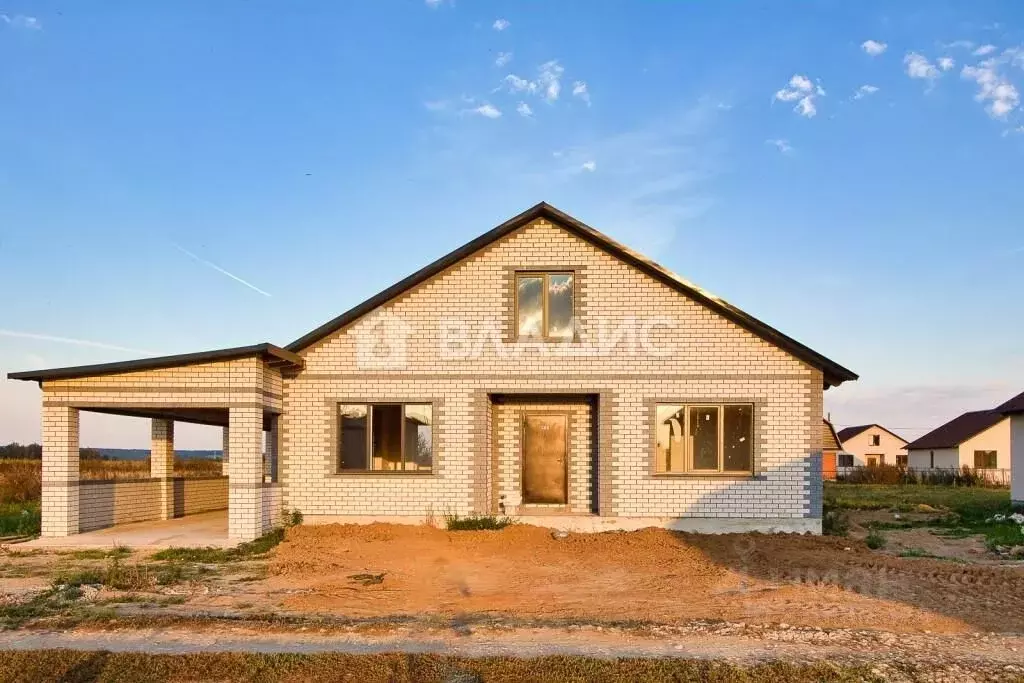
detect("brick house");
top-left (9, 203), bottom-right (856, 540)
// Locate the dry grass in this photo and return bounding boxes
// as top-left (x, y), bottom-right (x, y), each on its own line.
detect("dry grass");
top-left (0, 650), bottom-right (880, 683)
top-left (0, 459), bottom-right (222, 505)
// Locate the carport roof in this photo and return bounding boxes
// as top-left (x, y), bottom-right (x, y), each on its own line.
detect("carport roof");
top-left (6, 343), bottom-right (303, 383)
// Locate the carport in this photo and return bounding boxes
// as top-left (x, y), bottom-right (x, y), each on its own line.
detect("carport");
top-left (8, 344), bottom-right (303, 543)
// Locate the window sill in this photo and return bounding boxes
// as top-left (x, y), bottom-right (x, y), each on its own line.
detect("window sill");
top-left (652, 472), bottom-right (757, 480)
top-left (331, 471), bottom-right (435, 477)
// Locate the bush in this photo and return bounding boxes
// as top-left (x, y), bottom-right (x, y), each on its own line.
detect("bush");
top-left (443, 512), bottom-right (514, 531)
top-left (821, 503), bottom-right (849, 537)
top-left (865, 530), bottom-right (886, 550)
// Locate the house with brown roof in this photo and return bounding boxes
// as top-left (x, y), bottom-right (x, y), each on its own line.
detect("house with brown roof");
top-left (822, 419), bottom-right (842, 480)
top-left (995, 391), bottom-right (1024, 503)
top-left (836, 424), bottom-right (908, 467)
top-left (8, 203), bottom-right (856, 541)
top-left (905, 410), bottom-right (1012, 472)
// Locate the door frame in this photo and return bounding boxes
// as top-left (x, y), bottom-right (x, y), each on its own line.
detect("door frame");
top-left (519, 410), bottom-right (570, 505)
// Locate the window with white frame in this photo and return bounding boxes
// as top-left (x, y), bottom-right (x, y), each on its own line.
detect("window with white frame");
top-left (655, 404), bottom-right (753, 474)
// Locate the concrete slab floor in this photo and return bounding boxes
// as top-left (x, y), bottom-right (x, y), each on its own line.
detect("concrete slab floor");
top-left (21, 510), bottom-right (231, 550)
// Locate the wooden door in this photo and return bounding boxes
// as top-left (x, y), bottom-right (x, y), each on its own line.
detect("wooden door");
top-left (522, 414), bottom-right (568, 504)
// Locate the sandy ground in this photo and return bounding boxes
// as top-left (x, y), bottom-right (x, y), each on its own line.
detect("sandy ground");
top-left (257, 523), bottom-right (1024, 634)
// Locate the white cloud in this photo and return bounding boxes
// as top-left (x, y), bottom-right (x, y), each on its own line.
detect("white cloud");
top-left (973, 44), bottom-right (997, 56)
top-left (765, 138), bottom-right (793, 154)
top-left (0, 14), bottom-right (40, 30)
top-left (943, 40), bottom-right (975, 50)
top-left (470, 103), bottom-right (502, 119)
top-left (861, 39), bottom-right (888, 56)
top-left (424, 0), bottom-right (444, 7)
top-left (904, 52), bottom-right (940, 83)
top-left (537, 60), bottom-right (564, 101)
top-left (853, 84), bottom-right (880, 99)
top-left (773, 74), bottom-right (824, 117)
top-left (572, 80), bottom-right (590, 106)
top-left (581, 160), bottom-right (597, 172)
top-left (516, 101), bottom-right (533, 117)
top-left (424, 99), bottom-right (449, 112)
top-left (492, 18), bottom-right (510, 31)
top-left (504, 74), bottom-right (536, 94)
top-left (938, 56), bottom-right (955, 71)
top-left (962, 61), bottom-right (1020, 119)
top-left (495, 51), bottom-right (513, 67)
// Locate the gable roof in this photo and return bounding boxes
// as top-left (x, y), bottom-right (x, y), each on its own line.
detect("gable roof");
top-left (823, 419), bottom-right (841, 450)
top-left (287, 202), bottom-right (857, 387)
top-left (7, 343), bottom-right (303, 383)
top-left (996, 391), bottom-right (1024, 415)
top-left (905, 410), bottom-right (1008, 451)
top-left (836, 423), bottom-right (908, 445)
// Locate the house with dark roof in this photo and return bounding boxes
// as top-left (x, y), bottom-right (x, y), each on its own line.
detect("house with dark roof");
top-left (905, 410), bottom-right (1011, 471)
top-left (995, 391), bottom-right (1024, 502)
top-left (836, 424), bottom-right (908, 467)
top-left (9, 203), bottom-right (856, 541)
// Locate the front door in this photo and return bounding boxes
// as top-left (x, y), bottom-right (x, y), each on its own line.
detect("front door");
top-left (522, 413), bottom-right (568, 504)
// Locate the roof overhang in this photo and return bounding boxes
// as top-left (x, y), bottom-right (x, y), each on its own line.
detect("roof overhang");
top-left (286, 202), bottom-right (858, 388)
top-left (6, 343), bottom-right (304, 383)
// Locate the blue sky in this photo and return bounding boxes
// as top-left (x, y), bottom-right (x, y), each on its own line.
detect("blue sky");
top-left (1, 1), bottom-right (1022, 448)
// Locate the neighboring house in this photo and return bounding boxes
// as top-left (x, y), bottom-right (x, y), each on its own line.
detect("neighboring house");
top-left (836, 424), bottom-right (908, 467)
top-left (995, 391), bottom-right (1024, 503)
top-left (904, 410), bottom-right (1011, 471)
top-left (822, 419), bottom-right (842, 480)
top-left (9, 202), bottom-right (857, 540)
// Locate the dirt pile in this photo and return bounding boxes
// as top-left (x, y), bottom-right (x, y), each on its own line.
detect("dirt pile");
top-left (265, 523), bottom-right (1024, 633)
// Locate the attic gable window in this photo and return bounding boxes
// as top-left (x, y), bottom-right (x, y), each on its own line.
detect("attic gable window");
top-left (516, 272), bottom-right (574, 340)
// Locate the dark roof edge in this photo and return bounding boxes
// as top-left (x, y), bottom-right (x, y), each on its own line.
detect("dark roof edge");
top-left (286, 202), bottom-right (858, 387)
top-left (996, 391), bottom-right (1024, 415)
top-left (905, 411), bottom-right (1008, 450)
top-left (6, 343), bottom-right (303, 383)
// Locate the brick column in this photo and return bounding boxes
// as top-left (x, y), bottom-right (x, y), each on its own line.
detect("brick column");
top-left (228, 406), bottom-right (264, 542)
top-left (151, 418), bottom-right (175, 520)
top-left (41, 405), bottom-right (79, 537)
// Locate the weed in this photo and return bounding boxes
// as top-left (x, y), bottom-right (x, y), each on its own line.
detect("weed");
top-left (348, 572), bottom-right (386, 586)
top-left (865, 530), bottom-right (886, 550)
top-left (152, 527), bottom-right (287, 564)
top-left (443, 512), bottom-right (514, 531)
top-left (821, 503), bottom-right (849, 537)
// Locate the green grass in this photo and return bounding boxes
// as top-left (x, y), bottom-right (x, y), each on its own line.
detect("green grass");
top-left (824, 482), bottom-right (1010, 517)
top-left (825, 483), bottom-right (1024, 552)
top-left (443, 512), bottom-right (515, 531)
top-left (0, 650), bottom-right (885, 683)
top-left (865, 530), bottom-right (886, 550)
top-left (0, 502), bottom-right (40, 537)
top-left (151, 527), bottom-right (286, 563)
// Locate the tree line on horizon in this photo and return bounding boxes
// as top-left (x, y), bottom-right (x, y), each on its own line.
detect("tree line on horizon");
top-left (0, 443), bottom-right (105, 460)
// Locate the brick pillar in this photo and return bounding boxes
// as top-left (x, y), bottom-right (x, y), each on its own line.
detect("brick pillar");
top-left (151, 418), bottom-right (175, 520)
top-left (41, 405), bottom-right (80, 537)
top-left (228, 406), bottom-right (264, 542)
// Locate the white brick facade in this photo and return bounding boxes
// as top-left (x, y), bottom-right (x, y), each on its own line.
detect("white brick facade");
top-left (24, 207), bottom-right (848, 540)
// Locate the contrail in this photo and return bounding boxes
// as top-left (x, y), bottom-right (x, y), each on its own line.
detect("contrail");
top-left (172, 244), bottom-right (272, 297)
top-left (0, 330), bottom-right (161, 356)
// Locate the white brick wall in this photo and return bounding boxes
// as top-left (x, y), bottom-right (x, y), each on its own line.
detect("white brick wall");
top-left (282, 218), bottom-right (823, 527)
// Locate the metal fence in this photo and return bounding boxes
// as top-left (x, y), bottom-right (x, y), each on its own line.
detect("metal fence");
top-left (832, 465), bottom-right (1010, 487)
